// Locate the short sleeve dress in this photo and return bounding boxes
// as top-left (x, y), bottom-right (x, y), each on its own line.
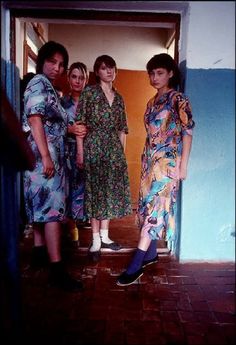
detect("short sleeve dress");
top-left (22, 74), bottom-right (68, 223)
top-left (76, 84), bottom-right (132, 219)
top-left (61, 95), bottom-right (86, 220)
top-left (137, 89), bottom-right (195, 241)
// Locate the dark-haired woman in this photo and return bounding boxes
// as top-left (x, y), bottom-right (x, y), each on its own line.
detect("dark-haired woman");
top-left (76, 55), bottom-right (132, 262)
top-left (22, 41), bottom-right (83, 291)
top-left (117, 53), bottom-right (195, 286)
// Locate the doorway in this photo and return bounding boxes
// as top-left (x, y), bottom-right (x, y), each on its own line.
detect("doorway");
top-left (12, 8), bottom-right (180, 206)
top-left (5, 2), bottom-right (181, 253)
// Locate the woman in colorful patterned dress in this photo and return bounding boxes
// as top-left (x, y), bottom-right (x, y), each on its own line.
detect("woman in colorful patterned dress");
top-left (61, 62), bottom-right (88, 246)
top-left (117, 53), bottom-right (195, 286)
top-left (76, 55), bottom-right (132, 262)
top-left (23, 41), bottom-right (83, 291)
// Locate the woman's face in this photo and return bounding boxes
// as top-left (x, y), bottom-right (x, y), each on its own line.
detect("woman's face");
top-left (42, 52), bottom-right (65, 81)
top-left (96, 62), bottom-right (116, 83)
top-left (149, 68), bottom-right (173, 90)
top-left (69, 68), bottom-right (87, 93)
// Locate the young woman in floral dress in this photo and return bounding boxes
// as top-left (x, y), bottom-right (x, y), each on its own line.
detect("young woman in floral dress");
top-left (76, 55), bottom-right (132, 262)
top-left (117, 53), bottom-right (195, 286)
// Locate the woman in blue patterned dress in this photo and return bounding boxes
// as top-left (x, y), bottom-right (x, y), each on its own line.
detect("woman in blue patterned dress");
top-left (76, 55), bottom-right (132, 262)
top-left (117, 53), bottom-right (195, 286)
top-left (23, 41), bottom-right (83, 291)
top-left (61, 62), bottom-right (88, 246)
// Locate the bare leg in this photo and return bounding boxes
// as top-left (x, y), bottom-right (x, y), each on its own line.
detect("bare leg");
top-left (91, 218), bottom-right (100, 234)
top-left (137, 235), bottom-right (152, 252)
top-left (100, 219), bottom-right (110, 230)
top-left (33, 223), bottom-right (45, 246)
top-left (44, 222), bottom-right (61, 262)
top-left (89, 218), bottom-right (101, 252)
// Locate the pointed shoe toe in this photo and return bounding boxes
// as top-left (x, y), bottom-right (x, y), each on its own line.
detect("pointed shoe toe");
top-left (116, 268), bottom-right (144, 286)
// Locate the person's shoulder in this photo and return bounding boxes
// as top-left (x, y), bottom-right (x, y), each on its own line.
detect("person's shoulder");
top-left (81, 84), bottom-right (96, 95)
top-left (27, 74), bottom-right (48, 89)
top-left (113, 88), bottom-right (124, 101)
top-left (81, 84), bottom-right (101, 99)
top-left (171, 90), bottom-right (190, 102)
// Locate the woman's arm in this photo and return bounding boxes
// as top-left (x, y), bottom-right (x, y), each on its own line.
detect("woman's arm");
top-left (29, 115), bottom-right (54, 178)
top-left (179, 135), bottom-right (192, 180)
top-left (118, 131), bottom-right (126, 150)
top-left (76, 137), bottom-right (84, 169)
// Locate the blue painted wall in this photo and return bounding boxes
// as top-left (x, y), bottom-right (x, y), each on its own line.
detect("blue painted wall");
top-left (180, 69), bottom-right (235, 261)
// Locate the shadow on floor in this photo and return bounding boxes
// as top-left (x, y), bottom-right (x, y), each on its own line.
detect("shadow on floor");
top-left (3, 212), bottom-right (235, 345)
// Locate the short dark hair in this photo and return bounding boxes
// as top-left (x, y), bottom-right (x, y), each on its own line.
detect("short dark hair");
top-left (146, 53), bottom-right (180, 88)
top-left (93, 55), bottom-right (117, 82)
top-left (68, 62), bottom-right (88, 81)
top-left (36, 41), bottom-right (69, 74)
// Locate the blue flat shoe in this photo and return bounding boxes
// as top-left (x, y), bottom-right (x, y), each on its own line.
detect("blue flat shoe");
top-left (116, 268), bottom-right (144, 286)
top-left (142, 255), bottom-right (158, 268)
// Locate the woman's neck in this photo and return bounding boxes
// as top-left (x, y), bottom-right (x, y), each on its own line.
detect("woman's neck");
top-left (71, 91), bottom-right (81, 102)
top-left (100, 80), bottom-right (113, 92)
top-left (156, 86), bottom-right (172, 100)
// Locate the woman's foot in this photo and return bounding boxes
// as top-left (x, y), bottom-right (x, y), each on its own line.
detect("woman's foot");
top-left (88, 241), bottom-right (101, 263)
top-left (101, 241), bottom-right (122, 251)
top-left (116, 268), bottom-right (144, 286)
top-left (142, 255), bottom-right (158, 268)
top-left (49, 262), bottom-right (83, 292)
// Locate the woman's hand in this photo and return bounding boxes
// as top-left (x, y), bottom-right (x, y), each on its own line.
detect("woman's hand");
top-left (68, 121), bottom-right (87, 138)
top-left (42, 154), bottom-right (55, 178)
top-left (179, 163), bottom-right (187, 180)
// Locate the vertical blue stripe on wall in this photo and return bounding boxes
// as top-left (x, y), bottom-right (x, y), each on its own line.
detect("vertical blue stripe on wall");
top-left (180, 69), bottom-right (235, 261)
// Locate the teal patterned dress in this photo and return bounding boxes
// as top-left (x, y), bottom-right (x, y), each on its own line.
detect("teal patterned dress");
top-left (137, 89), bottom-right (195, 241)
top-left (76, 84), bottom-right (132, 219)
top-left (22, 74), bottom-right (68, 223)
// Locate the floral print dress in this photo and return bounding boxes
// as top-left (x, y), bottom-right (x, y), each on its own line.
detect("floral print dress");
top-left (76, 84), bottom-right (132, 219)
top-left (137, 89), bottom-right (195, 241)
top-left (22, 74), bottom-right (68, 223)
top-left (61, 95), bottom-right (86, 220)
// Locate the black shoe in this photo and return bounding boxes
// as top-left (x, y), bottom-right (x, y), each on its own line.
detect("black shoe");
top-left (101, 241), bottom-right (122, 251)
top-left (49, 262), bottom-right (83, 292)
top-left (88, 249), bottom-right (101, 263)
top-left (30, 246), bottom-right (49, 270)
top-left (116, 268), bottom-right (144, 286)
top-left (142, 255), bottom-right (158, 268)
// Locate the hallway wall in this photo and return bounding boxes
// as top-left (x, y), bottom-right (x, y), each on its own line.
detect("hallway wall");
top-left (179, 1), bottom-right (235, 261)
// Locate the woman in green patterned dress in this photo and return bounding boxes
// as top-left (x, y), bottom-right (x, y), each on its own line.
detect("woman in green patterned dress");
top-left (76, 55), bottom-right (132, 262)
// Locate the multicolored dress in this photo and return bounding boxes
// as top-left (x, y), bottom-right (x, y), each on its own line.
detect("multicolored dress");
top-left (22, 74), bottom-right (68, 223)
top-left (137, 89), bottom-right (195, 241)
top-left (76, 84), bottom-right (132, 219)
top-left (61, 95), bottom-right (86, 220)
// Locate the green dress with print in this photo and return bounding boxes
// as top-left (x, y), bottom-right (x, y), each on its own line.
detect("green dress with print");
top-left (76, 84), bottom-right (132, 219)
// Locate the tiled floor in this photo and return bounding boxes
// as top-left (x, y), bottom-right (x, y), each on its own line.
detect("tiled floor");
top-left (6, 213), bottom-right (236, 344)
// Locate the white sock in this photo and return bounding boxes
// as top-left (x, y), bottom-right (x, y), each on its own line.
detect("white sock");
top-left (90, 232), bottom-right (101, 252)
top-left (100, 229), bottom-right (113, 244)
